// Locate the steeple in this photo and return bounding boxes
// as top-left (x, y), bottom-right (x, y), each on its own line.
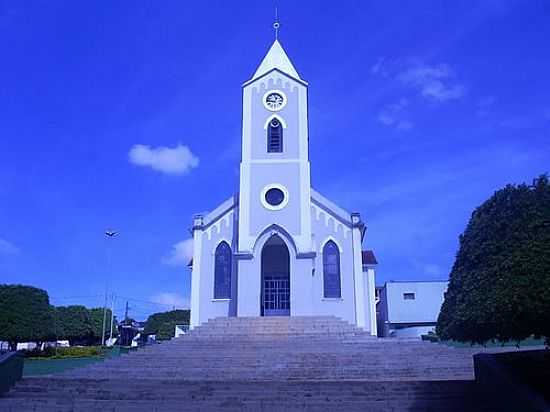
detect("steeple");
top-left (249, 40), bottom-right (302, 83)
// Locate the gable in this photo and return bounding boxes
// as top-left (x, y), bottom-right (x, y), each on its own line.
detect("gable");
top-left (201, 195), bottom-right (238, 229)
top-left (310, 189), bottom-right (353, 227)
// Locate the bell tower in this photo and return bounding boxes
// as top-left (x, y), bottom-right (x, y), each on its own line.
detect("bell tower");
top-left (238, 39), bottom-right (312, 254)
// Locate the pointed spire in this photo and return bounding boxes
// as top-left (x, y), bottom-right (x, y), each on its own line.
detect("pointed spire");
top-left (273, 7), bottom-right (280, 40)
top-left (245, 12), bottom-right (303, 84)
top-left (250, 39), bottom-right (302, 82)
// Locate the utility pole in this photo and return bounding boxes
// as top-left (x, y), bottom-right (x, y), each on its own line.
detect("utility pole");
top-left (102, 228), bottom-right (119, 346)
top-left (109, 293), bottom-right (116, 343)
top-left (101, 286), bottom-right (108, 346)
top-left (124, 301), bottom-right (129, 323)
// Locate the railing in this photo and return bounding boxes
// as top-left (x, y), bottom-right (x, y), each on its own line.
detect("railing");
top-left (0, 351), bottom-right (24, 395)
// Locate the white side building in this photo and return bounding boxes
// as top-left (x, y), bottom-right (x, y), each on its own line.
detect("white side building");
top-left (377, 280), bottom-right (448, 338)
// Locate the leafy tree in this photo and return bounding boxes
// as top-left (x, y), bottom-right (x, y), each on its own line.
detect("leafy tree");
top-left (143, 310), bottom-right (189, 336)
top-left (0, 285), bottom-right (54, 350)
top-left (437, 175), bottom-right (550, 344)
top-left (156, 321), bottom-right (178, 341)
top-left (55, 305), bottom-right (94, 346)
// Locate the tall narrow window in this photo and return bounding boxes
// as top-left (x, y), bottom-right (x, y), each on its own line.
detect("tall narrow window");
top-left (214, 242), bottom-right (231, 299)
top-left (267, 118), bottom-right (283, 153)
top-left (323, 241), bottom-right (341, 298)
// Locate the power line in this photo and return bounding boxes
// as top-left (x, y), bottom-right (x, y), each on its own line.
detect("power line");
top-left (115, 295), bottom-right (183, 308)
top-left (50, 295), bottom-right (103, 300)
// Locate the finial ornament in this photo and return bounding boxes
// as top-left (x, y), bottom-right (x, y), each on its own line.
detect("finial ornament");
top-left (273, 7), bottom-right (280, 40)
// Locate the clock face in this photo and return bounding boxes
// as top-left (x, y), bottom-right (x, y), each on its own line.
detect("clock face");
top-left (265, 92), bottom-right (285, 111)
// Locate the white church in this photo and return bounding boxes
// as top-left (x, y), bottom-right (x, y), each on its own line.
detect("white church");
top-left (189, 38), bottom-right (378, 335)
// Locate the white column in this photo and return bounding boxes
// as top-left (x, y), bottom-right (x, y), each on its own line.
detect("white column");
top-left (189, 216), bottom-right (204, 329)
top-left (351, 214), bottom-right (366, 328)
top-left (366, 267), bottom-right (377, 336)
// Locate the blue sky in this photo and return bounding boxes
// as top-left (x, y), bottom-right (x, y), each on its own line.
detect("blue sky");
top-left (1, 1), bottom-right (549, 320)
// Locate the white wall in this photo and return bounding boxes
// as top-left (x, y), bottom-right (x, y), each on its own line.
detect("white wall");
top-left (307, 203), bottom-right (356, 324)
top-left (191, 203), bottom-right (237, 327)
top-left (384, 281), bottom-right (448, 324)
top-left (389, 325), bottom-right (436, 338)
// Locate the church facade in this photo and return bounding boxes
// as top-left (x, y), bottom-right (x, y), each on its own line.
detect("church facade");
top-left (189, 39), bottom-right (378, 334)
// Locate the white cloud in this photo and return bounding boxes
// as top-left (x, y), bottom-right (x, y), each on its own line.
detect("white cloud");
top-left (0, 238), bottom-right (19, 255)
top-left (150, 292), bottom-right (189, 309)
top-left (371, 57), bottom-right (387, 76)
top-left (398, 63), bottom-right (465, 102)
top-left (128, 144), bottom-right (199, 175)
top-left (162, 239), bottom-right (193, 266)
top-left (377, 98), bottom-right (413, 131)
top-left (377, 112), bottom-right (395, 126)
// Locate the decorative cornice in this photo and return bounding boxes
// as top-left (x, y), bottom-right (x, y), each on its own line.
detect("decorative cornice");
top-left (297, 251), bottom-right (316, 259)
top-left (242, 67), bottom-right (308, 88)
top-left (234, 252), bottom-right (254, 260)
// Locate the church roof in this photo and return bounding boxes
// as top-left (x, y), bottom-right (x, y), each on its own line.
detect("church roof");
top-left (249, 40), bottom-right (302, 83)
top-left (362, 250), bottom-right (378, 266)
top-left (310, 189), bottom-right (352, 225)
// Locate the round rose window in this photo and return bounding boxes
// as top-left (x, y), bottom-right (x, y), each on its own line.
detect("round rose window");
top-left (265, 188), bottom-right (285, 206)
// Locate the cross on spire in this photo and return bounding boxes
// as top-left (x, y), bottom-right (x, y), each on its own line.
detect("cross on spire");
top-left (273, 7), bottom-right (280, 40)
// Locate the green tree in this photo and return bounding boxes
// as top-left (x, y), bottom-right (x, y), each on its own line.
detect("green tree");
top-left (143, 310), bottom-right (189, 336)
top-left (55, 305), bottom-right (94, 346)
top-left (0, 285), bottom-right (54, 351)
top-left (156, 321), bottom-right (178, 341)
top-left (437, 175), bottom-right (550, 344)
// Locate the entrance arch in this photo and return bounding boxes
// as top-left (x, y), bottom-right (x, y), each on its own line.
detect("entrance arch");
top-left (261, 234), bottom-right (290, 316)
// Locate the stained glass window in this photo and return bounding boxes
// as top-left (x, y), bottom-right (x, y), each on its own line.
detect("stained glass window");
top-left (323, 241), bottom-right (341, 298)
top-left (214, 242), bottom-right (231, 299)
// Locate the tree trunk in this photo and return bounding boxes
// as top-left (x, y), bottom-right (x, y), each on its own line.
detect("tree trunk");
top-left (8, 341), bottom-right (17, 351)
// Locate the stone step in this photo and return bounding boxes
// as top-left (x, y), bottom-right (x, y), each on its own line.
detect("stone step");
top-left (0, 316), bottom-right (498, 411)
top-left (0, 399), bottom-right (496, 412)
top-left (0, 380), bottom-right (495, 412)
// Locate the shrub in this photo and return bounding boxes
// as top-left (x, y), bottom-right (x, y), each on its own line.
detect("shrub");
top-left (437, 175), bottom-right (550, 344)
top-left (24, 346), bottom-right (106, 359)
top-left (143, 310), bottom-right (189, 336)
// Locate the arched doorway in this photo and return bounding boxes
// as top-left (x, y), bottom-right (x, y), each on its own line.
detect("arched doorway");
top-left (261, 235), bottom-right (290, 316)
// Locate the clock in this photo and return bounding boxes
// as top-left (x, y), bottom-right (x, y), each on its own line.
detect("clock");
top-left (263, 90), bottom-right (287, 111)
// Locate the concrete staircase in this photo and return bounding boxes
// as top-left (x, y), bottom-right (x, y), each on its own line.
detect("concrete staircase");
top-left (0, 316), bottom-right (496, 411)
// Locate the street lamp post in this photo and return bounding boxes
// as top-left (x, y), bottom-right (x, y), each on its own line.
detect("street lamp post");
top-left (102, 229), bottom-right (118, 346)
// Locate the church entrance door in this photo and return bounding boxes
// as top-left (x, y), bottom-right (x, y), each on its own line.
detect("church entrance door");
top-left (261, 235), bottom-right (290, 316)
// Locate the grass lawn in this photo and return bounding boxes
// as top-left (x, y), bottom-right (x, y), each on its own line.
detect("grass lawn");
top-left (22, 346), bottom-right (137, 376)
top-left (23, 356), bottom-right (105, 376)
top-left (442, 336), bottom-right (546, 348)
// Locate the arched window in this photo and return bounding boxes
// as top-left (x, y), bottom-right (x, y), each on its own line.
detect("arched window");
top-left (323, 241), bottom-right (341, 298)
top-left (214, 242), bottom-right (231, 299)
top-left (267, 118), bottom-right (283, 153)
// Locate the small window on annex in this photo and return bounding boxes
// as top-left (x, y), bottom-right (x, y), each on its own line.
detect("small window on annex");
top-left (403, 293), bottom-right (415, 300)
